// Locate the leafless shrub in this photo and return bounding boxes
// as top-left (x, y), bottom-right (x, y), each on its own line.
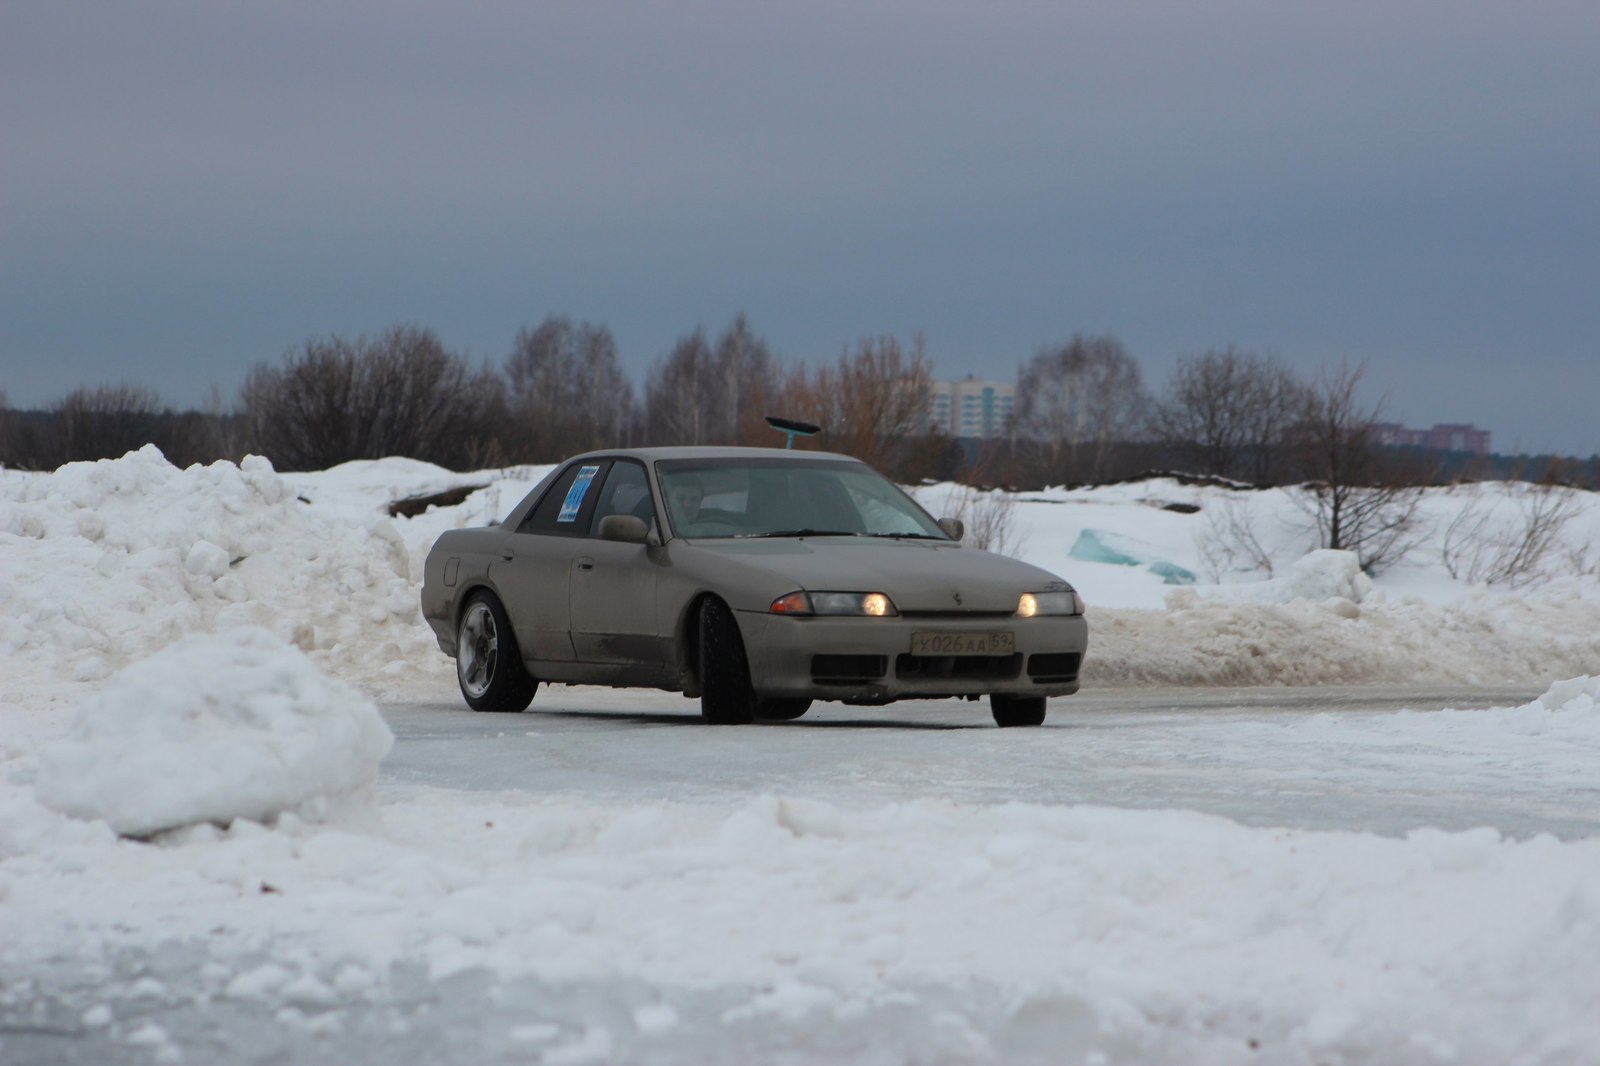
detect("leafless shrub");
top-left (1286, 362), bottom-right (1430, 574)
top-left (1441, 482), bottom-right (1583, 588)
top-left (242, 325), bottom-right (499, 471)
top-left (942, 483), bottom-right (1024, 557)
top-left (1198, 494), bottom-right (1279, 581)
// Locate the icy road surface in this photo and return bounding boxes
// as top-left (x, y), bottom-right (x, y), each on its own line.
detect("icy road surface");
top-left (380, 680), bottom-right (1590, 840)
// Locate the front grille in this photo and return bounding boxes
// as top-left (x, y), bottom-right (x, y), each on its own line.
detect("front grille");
top-left (1027, 652), bottom-right (1082, 683)
top-left (895, 653), bottom-right (1022, 681)
top-left (898, 610), bottom-right (1016, 620)
top-left (811, 654), bottom-right (888, 684)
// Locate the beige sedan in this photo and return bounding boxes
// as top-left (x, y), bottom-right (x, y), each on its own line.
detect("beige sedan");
top-left (421, 447), bottom-right (1087, 726)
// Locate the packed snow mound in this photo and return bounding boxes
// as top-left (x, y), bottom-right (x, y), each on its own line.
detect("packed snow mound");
top-left (34, 627), bottom-right (394, 836)
top-left (1089, 583), bottom-right (1600, 686)
top-left (1532, 675), bottom-right (1600, 713)
top-left (1193, 548), bottom-right (1373, 606)
top-left (0, 445), bottom-right (430, 687)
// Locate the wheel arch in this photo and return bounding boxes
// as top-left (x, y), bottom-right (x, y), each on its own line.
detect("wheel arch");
top-left (450, 581), bottom-right (506, 654)
top-left (672, 590), bottom-right (729, 698)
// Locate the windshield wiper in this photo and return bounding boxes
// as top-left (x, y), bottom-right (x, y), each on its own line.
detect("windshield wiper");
top-left (857, 532), bottom-right (946, 540)
top-left (737, 529), bottom-right (861, 539)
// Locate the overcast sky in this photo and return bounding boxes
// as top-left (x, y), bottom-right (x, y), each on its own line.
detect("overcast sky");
top-left (3, 1), bottom-right (1597, 456)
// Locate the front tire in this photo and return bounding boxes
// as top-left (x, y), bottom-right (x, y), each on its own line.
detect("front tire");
top-left (456, 592), bottom-right (537, 713)
top-left (991, 693), bottom-right (1046, 728)
top-left (698, 597), bottom-right (755, 724)
top-left (754, 698), bottom-right (812, 722)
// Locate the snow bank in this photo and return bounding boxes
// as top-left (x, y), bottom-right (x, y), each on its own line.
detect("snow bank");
top-left (1089, 582), bottom-right (1600, 687)
top-left (0, 446), bottom-right (434, 689)
top-left (3, 783), bottom-right (1598, 1063)
top-left (34, 628), bottom-right (393, 836)
top-left (3, 451), bottom-right (1598, 695)
top-left (1195, 547), bottom-right (1373, 605)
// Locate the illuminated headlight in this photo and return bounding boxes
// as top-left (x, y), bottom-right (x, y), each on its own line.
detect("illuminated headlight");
top-left (769, 591), bottom-right (899, 617)
top-left (1017, 590), bottom-right (1083, 617)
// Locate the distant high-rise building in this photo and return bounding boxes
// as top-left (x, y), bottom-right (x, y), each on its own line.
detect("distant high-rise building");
top-left (1371, 421), bottom-right (1491, 455)
top-left (926, 377), bottom-right (1014, 440)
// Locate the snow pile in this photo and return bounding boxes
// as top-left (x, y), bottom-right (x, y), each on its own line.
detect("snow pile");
top-left (1089, 583), bottom-right (1600, 687)
top-left (0, 445), bottom-right (432, 688)
top-left (1535, 674), bottom-right (1600, 713)
top-left (2, 789), bottom-right (1598, 1063)
top-left (3, 450), bottom-right (1598, 695)
top-left (34, 627), bottom-right (393, 836)
top-left (1193, 547), bottom-right (1372, 605)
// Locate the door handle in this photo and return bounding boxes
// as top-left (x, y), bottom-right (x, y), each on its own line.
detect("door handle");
top-left (577, 557), bottom-right (594, 571)
top-left (500, 548), bottom-right (514, 561)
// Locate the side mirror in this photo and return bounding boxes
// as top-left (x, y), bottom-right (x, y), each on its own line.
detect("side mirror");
top-left (938, 517), bottom-right (964, 541)
top-left (598, 514), bottom-right (650, 544)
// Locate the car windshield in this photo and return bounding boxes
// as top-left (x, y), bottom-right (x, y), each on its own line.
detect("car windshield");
top-left (656, 458), bottom-right (949, 541)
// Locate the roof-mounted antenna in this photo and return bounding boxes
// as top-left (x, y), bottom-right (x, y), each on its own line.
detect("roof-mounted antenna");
top-left (764, 415), bottom-right (822, 449)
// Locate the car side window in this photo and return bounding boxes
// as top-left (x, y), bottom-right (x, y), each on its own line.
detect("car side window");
top-left (588, 460), bottom-right (655, 535)
top-left (519, 460), bottom-right (612, 537)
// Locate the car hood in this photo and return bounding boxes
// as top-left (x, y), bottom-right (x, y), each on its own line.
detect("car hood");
top-left (684, 537), bottom-right (1069, 613)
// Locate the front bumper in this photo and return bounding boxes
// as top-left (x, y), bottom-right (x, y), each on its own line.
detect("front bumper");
top-left (738, 610), bottom-right (1089, 703)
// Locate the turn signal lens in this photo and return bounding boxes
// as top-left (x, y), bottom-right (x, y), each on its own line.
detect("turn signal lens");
top-left (770, 591), bottom-right (813, 615)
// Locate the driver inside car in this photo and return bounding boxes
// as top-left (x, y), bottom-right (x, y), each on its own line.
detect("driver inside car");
top-left (668, 475), bottom-right (705, 529)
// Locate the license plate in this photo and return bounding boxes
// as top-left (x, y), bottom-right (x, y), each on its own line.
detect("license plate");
top-left (910, 631), bottom-right (1015, 656)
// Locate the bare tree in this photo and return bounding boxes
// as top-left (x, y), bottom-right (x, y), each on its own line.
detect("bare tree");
top-left (505, 316), bottom-right (634, 459)
top-left (242, 325), bottom-right (499, 471)
top-left (644, 327), bottom-right (717, 445)
top-left (1288, 361), bottom-right (1427, 573)
top-left (52, 384), bottom-right (167, 462)
top-left (1154, 347), bottom-right (1310, 484)
top-left (1013, 334), bottom-right (1151, 484)
top-left (643, 315), bottom-right (781, 446)
top-left (710, 313), bottom-right (781, 445)
top-left (779, 333), bottom-right (933, 474)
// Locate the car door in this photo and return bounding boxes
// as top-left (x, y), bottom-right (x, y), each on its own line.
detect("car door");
top-left (569, 458), bottom-right (668, 666)
top-left (490, 460), bottom-right (611, 664)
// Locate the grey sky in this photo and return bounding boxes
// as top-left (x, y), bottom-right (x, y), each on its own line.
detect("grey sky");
top-left (3, 0), bottom-right (1597, 456)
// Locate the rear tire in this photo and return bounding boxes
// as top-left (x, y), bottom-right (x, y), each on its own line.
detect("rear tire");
top-left (991, 693), bottom-right (1046, 728)
top-left (698, 598), bottom-right (755, 725)
top-left (456, 592), bottom-right (537, 713)
top-left (754, 698), bottom-right (812, 722)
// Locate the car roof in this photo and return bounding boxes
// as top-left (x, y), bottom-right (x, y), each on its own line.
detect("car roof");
top-left (563, 446), bottom-right (865, 464)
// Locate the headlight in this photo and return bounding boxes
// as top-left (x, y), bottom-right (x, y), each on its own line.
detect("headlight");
top-left (1017, 590), bottom-right (1083, 617)
top-left (769, 591), bottom-right (899, 617)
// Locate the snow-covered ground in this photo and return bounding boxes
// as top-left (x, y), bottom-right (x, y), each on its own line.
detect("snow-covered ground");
top-left (4, 447), bottom-right (1600, 1064)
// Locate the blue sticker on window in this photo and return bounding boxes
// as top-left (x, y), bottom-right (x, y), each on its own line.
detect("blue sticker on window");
top-left (558, 465), bottom-right (601, 523)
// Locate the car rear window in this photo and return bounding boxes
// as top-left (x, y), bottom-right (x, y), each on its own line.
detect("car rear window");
top-left (520, 461), bottom-right (610, 536)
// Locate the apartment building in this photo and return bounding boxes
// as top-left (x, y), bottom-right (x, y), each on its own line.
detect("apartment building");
top-left (926, 377), bottom-right (1015, 440)
top-left (1371, 422), bottom-right (1492, 455)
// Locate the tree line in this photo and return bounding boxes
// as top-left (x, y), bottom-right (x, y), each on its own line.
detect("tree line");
top-left (2, 317), bottom-right (1594, 499)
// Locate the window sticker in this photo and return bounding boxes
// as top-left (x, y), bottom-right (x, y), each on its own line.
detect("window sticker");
top-left (558, 465), bottom-right (602, 523)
